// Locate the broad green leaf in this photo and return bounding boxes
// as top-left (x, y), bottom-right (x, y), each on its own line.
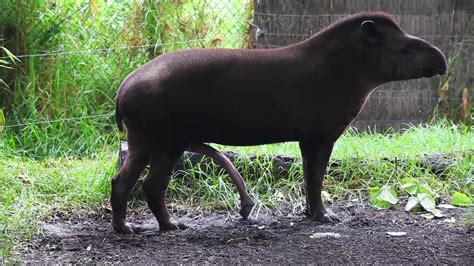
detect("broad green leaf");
top-left (400, 178), bottom-right (418, 194)
top-left (417, 193), bottom-right (436, 211)
top-left (378, 186), bottom-right (398, 204)
top-left (405, 196), bottom-right (419, 212)
top-left (369, 187), bottom-right (390, 208)
top-left (370, 186), bottom-right (397, 208)
top-left (418, 183), bottom-right (435, 196)
top-left (450, 192), bottom-right (472, 207)
top-left (401, 183), bottom-right (418, 194)
top-left (400, 178), bottom-right (417, 186)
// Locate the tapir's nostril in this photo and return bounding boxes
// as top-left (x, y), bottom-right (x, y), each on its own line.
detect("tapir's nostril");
top-left (421, 67), bottom-right (433, 77)
top-left (437, 67), bottom-right (447, 75)
top-left (432, 46), bottom-right (447, 75)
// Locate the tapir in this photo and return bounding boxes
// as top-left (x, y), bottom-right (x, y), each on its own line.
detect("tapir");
top-left (111, 12), bottom-right (447, 233)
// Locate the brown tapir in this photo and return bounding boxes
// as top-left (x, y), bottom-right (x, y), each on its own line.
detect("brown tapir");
top-left (111, 12), bottom-right (447, 233)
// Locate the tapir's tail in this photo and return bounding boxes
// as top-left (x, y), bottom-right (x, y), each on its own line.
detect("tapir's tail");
top-left (115, 106), bottom-right (124, 132)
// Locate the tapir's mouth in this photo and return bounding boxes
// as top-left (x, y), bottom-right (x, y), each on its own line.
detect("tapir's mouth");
top-left (421, 66), bottom-right (446, 78)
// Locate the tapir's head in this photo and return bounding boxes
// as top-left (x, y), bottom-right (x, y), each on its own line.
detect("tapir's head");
top-left (331, 12), bottom-right (447, 84)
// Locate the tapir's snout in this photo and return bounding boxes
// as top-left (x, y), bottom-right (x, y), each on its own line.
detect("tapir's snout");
top-left (420, 46), bottom-right (447, 78)
top-left (395, 34), bottom-right (448, 80)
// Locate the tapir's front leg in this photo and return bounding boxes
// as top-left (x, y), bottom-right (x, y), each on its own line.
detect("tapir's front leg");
top-left (299, 139), bottom-right (339, 223)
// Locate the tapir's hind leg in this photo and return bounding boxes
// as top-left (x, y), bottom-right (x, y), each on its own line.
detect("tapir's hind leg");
top-left (111, 130), bottom-right (149, 234)
top-left (187, 144), bottom-right (254, 219)
top-left (143, 148), bottom-right (187, 231)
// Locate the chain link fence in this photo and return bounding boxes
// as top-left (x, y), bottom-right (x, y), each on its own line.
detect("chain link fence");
top-left (0, 0), bottom-right (472, 134)
top-left (251, 0), bottom-right (473, 130)
top-left (0, 0), bottom-right (253, 127)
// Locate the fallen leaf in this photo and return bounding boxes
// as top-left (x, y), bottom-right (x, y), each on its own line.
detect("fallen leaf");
top-left (309, 232), bottom-right (341, 239)
top-left (438, 204), bottom-right (456, 209)
top-left (443, 217), bottom-right (456, 223)
top-left (19, 172), bottom-right (32, 185)
top-left (211, 38), bottom-right (222, 47)
top-left (274, 190), bottom-right (285, 200)
top-left (322, 191), bottom-right (333, 203)
top-left (386, 231), bottom-right (407, 236)
top-left (430, 209), bottom-right (445, 218)
top-left (421, 213), bottom-right (434, 219)
top-left (417, 193), bottom-right (436, 212)
top-left (378, 186), bottom-right (398, 205)
top-left (405, 196), bottom-right (419, 212)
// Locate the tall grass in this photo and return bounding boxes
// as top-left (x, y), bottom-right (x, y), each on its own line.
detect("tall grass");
top-left (219, 120), bottom-right (473, 159)
top-left (0, 1), bottom-right (471, 261)
top-left (0, 0), bottom-right (253, 159)
top-left (0, 152), bottom-right (116, 259)
top-left (0, 122), bottom-right (472, 260)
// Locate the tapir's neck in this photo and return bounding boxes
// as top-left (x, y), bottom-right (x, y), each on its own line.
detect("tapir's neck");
top-left (290, 29), bottom-right (381, 93)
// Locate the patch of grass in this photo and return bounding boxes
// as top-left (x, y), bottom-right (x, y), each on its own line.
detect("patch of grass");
top-left (0, 152), bottom-right (116, 259)
top-left (1, 0), bottom-right (252, 160)
top-left (167, 120), bottom-right (472, 215)
top-left (1, 121), bottom-right (473, 259)
top-left (217, 120), bottom-right (473, 159)
top-left (0, 121), bottom-right (472, 260)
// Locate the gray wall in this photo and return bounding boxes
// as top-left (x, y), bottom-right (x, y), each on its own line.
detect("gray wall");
top-left (252, 0), bottom-right (473, 131)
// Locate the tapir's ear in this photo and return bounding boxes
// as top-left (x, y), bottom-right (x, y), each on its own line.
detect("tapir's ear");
top-left (360, 20), bottom-right (378, 43)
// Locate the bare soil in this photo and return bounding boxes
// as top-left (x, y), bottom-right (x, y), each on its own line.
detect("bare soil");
top-left (20, 203), bottom-right (473, 264)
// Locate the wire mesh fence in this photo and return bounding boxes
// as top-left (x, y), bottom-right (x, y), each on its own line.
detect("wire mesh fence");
top-left (0, 0), bottom-right (253, 132)
top-left (251, 0), bottom-right (473, 130)
top-left (0, 0), bottom-right (472, 134)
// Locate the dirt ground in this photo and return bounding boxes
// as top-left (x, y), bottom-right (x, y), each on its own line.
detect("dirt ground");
top-left (19, 203), bottom-right (473, 264)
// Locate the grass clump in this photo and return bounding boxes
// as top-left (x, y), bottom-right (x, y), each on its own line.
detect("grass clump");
top-left (0, 152), bottom-right (116, 259)
top-left (169, 120), bottom-right (472, 214)
top-left (1, 0), bottom-right (252, 159)
top-left (0, 121), bottom-right (472, 259)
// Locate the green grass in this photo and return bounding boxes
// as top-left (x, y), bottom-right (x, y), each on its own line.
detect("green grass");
top-left (217, 121), bottom-right (473, 158)
top-left (0, 0), bottom-right (472, 261)
top-left (0, 151), bottom-right (116, 259)
top-left (1, 0), bottom-right (252, 159)
top-left (1, 121), bottom-right (472, 259)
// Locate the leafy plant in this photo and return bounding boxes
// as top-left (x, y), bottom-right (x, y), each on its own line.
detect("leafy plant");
top-left (451, 192), bottom-right (472, 207)
top-left (0, 46), bottom-right (19, 86)
top-left (369, 185), bottom-right (398, 208)
top-left (0, 109), bottom-right (4, 136)
top-left (400, 178), bottom-right (444, 218)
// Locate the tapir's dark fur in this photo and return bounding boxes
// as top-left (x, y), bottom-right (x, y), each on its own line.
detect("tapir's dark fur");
top-left (111, 12), bottom-right (447, 233)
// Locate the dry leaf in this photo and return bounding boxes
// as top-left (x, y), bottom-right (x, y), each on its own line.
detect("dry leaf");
top-left (19, 172), bottom-right (31, 185)
top-left (387, 231), bottom-right (407, 237)
top-left (460, 87), bottom-right (470, 122)
top-left (211, 38), bottom-right (222, 47)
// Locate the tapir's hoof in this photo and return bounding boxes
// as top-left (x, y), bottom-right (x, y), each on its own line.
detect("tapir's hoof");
top-left (112, 221), bottom-right (137, 234)
top-left (239, 202), bottom-right (255, 219)
top-left (308, 210), bottom-right (340, 224)
top-left (160, 222), bottom-right (188, 231)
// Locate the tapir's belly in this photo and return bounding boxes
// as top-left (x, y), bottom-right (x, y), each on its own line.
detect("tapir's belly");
top-left (177, 109), bottom-right (300, 146)
top-left (200, 126), bottom-right (297, 146)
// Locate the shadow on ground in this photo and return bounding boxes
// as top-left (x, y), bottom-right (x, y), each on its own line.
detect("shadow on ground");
top-left (20, 204), bottom-right (473, 264)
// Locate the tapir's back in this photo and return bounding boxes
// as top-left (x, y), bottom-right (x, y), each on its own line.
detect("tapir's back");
top-left (117, 48), bottom-right (308, 145)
